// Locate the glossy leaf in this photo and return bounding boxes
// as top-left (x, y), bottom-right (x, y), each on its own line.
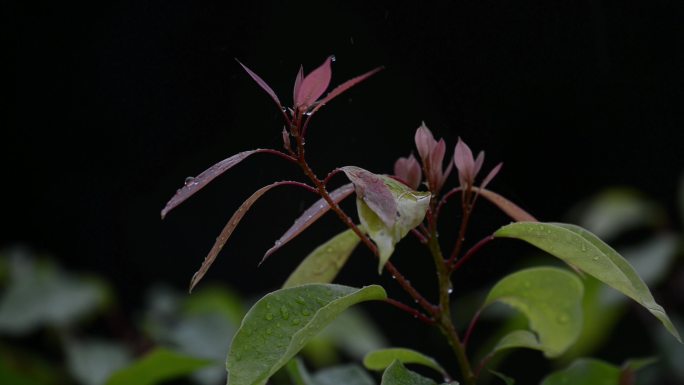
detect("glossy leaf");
top-left (380, 361), bottom-right (439, 385)
top-left (161, 149), bottom-right (265, 219)
top-left (105, 348), bottom-right (213, 385)
top-left (293, 65), bottom-right (304, 105)
top-left (473, 187), bottom-right (537, 222)
top-left (491, 330), bottom-right (543, 353)
top-left (296, 56), bottom-right (333, 109)
top-left (483, 267), bottom-right (584, 357)
top-left (189, 181), bottom-right (296, 292)
top-left (342, 166), bottom-right (398, 227)
top-left (541, 358), bottom-right (620, 385)
top-left (356, 175), bottom-right (430, 273)
top-left (309, 66), bottom-right (384, 116)
top-left (263, 183), bottom-right (355, 262)
top-left (364, 348), bottom-right (447, 377)
top-left (236, 60), bottom-right (282, 108)
top-left (283, 229), bottom-right (361, 288)
top-left (226, 284), bottom-right (387, 385)
top-left (494, 222), bottom-right (681, 342)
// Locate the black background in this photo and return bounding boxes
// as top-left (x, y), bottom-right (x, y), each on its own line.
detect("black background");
top-left (11, 0), bottom-right (684, 382)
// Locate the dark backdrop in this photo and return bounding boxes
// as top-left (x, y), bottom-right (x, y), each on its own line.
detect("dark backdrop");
top-left (10, 0), bottom-right (684, 382)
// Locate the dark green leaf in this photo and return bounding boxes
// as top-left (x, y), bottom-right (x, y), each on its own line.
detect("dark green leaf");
top-left (494, 222), bottom-right (681, 342)
top-left (489, 370), bottom-right (515, 385)
top-left (541, 358), bottom-right (620, 385)
top-left (484, 267), bottom-right (584, 357)
top-left (226, 284), bottom-right (386, 385)
top-left (364, 348), bottom-right (446, 377)
top-left (380, 361), bottom-right (439, 385)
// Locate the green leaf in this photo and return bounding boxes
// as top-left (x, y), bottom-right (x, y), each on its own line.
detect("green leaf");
top-left (65, 339), bottom-right (131, 385)
top-left (285, 358), bottom-right (316, 385)
top-left (313, 365), bottom-right (377, 385)
top-left (364, 348), bottom-right (447, 377)
top-left (494, 222), bottom-right (681, 342)
top-left (356, 175), bottom-right (430, 273)
top-left (483, 267), bottom-right (584, 357)
top-left (488, 370), bottom-right (515, 385)
top-left (105, 348), bottom-right (213, 385)
top-left (380, 360), bottom-right (439, 385)
top-left (0, 254), bottom-right (108, 335)
top-left (284, 229), bottom-right (361, 288)
top-left (540, 358), bottom-right (620, 385)
top-left (226, 284), bottom-right (387, 385)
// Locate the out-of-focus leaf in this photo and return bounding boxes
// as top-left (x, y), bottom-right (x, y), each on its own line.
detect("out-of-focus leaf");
top-left (236, 60), bottom-right (282, 108)
top-left (105, 348), bottom-right (212, 385)
top-left (283, 229), bottom-right (361, 288)
top-left (0, 358), bottom-right (47, 385)
top-left (364, 348), bottom-right (446, 377)
top-left (622, 357), bottom-right (658, 372)
top-left (483, 267), bottom-right (584, 357)
top-left (189, 181), bottom-right (299, 292)
top-left (490, 330), bottom-right (543, 353)
top-left (488, 370), bottom-right (515, 385)
top-left (286, 358), bottom-right (316, 385)
top-left (65, 339), bottom-right (131, 385)
top-left (313, 365), bottom-right (377, 385)
top-left (654, 316), bottom-right (684, 381)
top-left (473, 188), bottom-right (537, 222)
top-left (494, 222), bottom-right (681, 342)
top-left (571, 189), bottom-right (664, 240)
top-left (356, 175), bottom-right (430, 273)
top-left (342, 166), bottom-right (398, 227)
top-left (313, 307), bottom-right (388, 360)
top-left (309, 67), bottom-right (384, 116)
top-left (143, 285), bottom-right (241, 385)
top-left (226, 284), bottom-right (386, 385)
top-left (679, 172), bottom-right (684, 222)
top-left (161, 149), bottom-right (266, 219)
top-left (263, 184), bottom-right (355, 262)
top-left (541, 358), bottom-right (620, 385)
top-left (0, 254), bottom-right (107, 334)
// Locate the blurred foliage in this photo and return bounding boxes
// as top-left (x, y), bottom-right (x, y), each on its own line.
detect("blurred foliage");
top-left (1, 183), bottom-right (683, 384)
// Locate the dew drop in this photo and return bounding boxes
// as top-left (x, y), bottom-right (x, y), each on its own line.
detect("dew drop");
top-left (330, 55), bottom-right (336, 62)
top-left (301, 308), bottom-right (311, 316)
top-left (592, 256), bottom-right (600, 261)
top-left (524, 281), bottom-right (532, 288)
top-left (265, 313), bottom-right (274, 321)
top-left (265, 328), bottom-right (272, 335)
top-left (580, 244), bottom-right (587, 252)
top-left (557, 314), bottom-right (569, 324)
top-left (184, 176), bottom-right (196, 186)
top-left (296, 296), bottom-right (306, 304)
top-left (292, 317), bottom-right (301, 325)
top-left (391, 275), bottom-right (396, 279)
top-left (280, 306), bottom-right (290, 320)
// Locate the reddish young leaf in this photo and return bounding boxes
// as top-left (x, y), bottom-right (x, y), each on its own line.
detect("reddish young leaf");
top-left (393, 155), bottom-right (422, 190)
top-left (260, 183), bottom-right (355, 263)
top-left (480, 162), bottom-right (503, 190)
top-left (295, 56), bottom-right (334, 110)
top-left (308, 66), bottom-right (384, 116)
top-left (292, 65), bottom-right (303, 105)
top-left (414, 122), bottom-right (436, 163)
top-left (474, 151), bottom-right (485, 177)
top-left (341, 166), bottom-right (397, 227)
top-left (454, 137), bottom-right (475, 187)
top-left (161, 149), bottom-right (268, 219)
top-left (236, 59), bottom-right (282, 108)
top-left (474, 187), bottom-right (538, 222)
top-left (188, 181), bottom-right (298, 292)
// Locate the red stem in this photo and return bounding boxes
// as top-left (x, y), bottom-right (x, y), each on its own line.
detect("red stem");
top-left (462, 308), bottom-right (482, 348)
top-left (450, 235), bottom-right (495, 272)
top-left (385, 298), bottom-right (434, 325)
top-left (322, 168), bottom-right (343, 185)
top-left (410, 228), bottom-right (428, 244)
top-left (434, 186), bottom-right (463, 222)
top-left (259, 148), bottom-right (299, 164)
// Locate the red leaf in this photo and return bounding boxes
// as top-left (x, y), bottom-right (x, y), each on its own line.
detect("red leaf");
top-left (341, 166), bottom-right (397, 227)
top-left (480, 162), bottom-right (502, 190)
top-left (260, 183), bottom-right (355, 263)
top-left (309, 66), bottom-right (384, 116)
top-left (475, 187), bottom-right (538, 222)
top-left (296, 56), bottom-right (334, 109)
top-left (393, 155), bottom-right (422, 190)
top-left (188, 181), bottom-right (296, 292)
top-left (292, 65), bottom-right (303, 106)
top-left (454, 137), bottom-right (475, 187)
top-left (236, 59), bottom-right (282, 108)
top-left (161, 149), bottom-right (266, 219)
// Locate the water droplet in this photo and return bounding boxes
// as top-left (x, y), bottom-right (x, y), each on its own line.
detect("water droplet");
top-left (592, 256), bottom-right (599, 261)
top-left (296, 296), bottom-right (306, 304)
top-left (524, 281), bottom-right (532, 288)
top-left (391, 275), bottom-right (396, 279)
top-left (265, 313), bottom-right (274, 321)
top-left (325, 247), bottom-right (333, 253)
top-left (265, 328), bottom-right (272, 335)
top-left (280, 306), bottom-right (290, 319)
top-left (274, 240), bottom-right (282, 246)
top-left (447, 288), bottom-right (454, 294)
top-left (301, 308), bottom-right (311, 316)
top-left (580, 244), bottom-right (587, 252)
top-left (304, 110), bottom-right (313, 116)
top-left (330, 55), bottom-right (336, 62)
top-left (184, 177), bottom-right (196, 186)
top-left (557, 314), bottom-right (569, 324)
top-left (292, 317), bottom-right (301, 325)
